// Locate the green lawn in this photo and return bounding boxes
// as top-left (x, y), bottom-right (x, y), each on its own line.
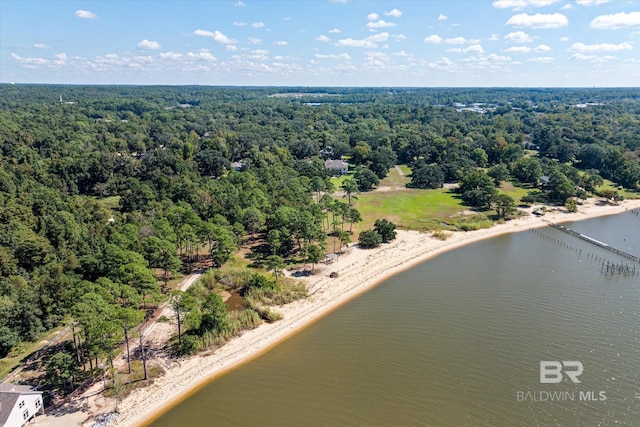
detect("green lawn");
top-left (599, 179), bottom-right (639, 199)
top-left (355, 187), bottom-right (465, 232)
top-left (379, 165), bottom-right (411, 188)
top-left (330, 173), bottom-right (352, 189)
top-left (498, 181), bottom-right (531, 203)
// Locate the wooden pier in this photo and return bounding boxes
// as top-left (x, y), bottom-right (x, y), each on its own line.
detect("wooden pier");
top-left (542, 219), bottom-right (640, 263)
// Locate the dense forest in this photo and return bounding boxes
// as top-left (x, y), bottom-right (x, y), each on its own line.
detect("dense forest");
top-left (1, 85), bottom-right (639, 385)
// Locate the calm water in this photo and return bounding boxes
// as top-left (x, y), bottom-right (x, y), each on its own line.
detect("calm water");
top-left (151, 212), bottom-right (640, 427)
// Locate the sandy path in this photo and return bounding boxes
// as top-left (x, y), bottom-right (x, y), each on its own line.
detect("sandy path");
top-left (34, 199), bottom-right (640, 427)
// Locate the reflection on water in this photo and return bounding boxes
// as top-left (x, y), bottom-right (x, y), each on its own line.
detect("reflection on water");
top-left (151, 212), bottom-right (640, 427)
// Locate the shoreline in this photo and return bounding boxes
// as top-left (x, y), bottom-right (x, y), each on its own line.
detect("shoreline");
top-left (34, 199), bottom-right (640, 427)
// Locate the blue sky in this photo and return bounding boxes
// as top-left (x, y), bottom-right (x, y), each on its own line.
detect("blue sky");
top-left (1, 0), bottom-right (639, 86)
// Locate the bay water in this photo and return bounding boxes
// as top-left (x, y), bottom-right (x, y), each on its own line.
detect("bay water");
top-left (150, 212), bottom-right (640, 426)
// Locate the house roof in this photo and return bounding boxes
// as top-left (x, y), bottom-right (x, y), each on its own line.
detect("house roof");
top-left (0, 384), bottom-right (43, 425)
top-left (0, 392), bottom-right (20, 425)
top-left (324, 159), bottom-right (348, 169)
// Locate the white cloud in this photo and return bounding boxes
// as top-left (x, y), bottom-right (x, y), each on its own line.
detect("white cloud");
top-left (233, 21), bottom-right (248, 26)
top-left (252, 22), bottom-right (265, 28)
top-left (247, 49), bottom-right (269, 60)
top-left (487, 53), bottom-right (512, 62)
top-left (505, 46), bottom-right (532, 53)
top-left (534, 44), bottom-right (552, 52)
top-left (560, 4), bottom-right (574, 9)
top-left (232, 1), bottom-right (246, 6)
top-left (506, 13), bottom-right (569, 29)
top-left (560, 36), bottom-right (569, 42)
top-left (448, 44), bottom-right (485, 54)
top-left (392, 34), bottom-right (407, 41)
top-left (504, 31), bottom-right (534, 43)
top-left (193, 29), bottom-right (237, 44)
top-left (248, 37), bottom-right (262, 45)
top-left (424, 34), bottom-right (443, 44)
top-left (385, 9), bottom-right (402, 18)
top-left (393, 50), bottom-right (410, 56)
top-left (590, 12), bottom-right (640, 29)
top-left (34, 43), bottom-right (49, 49)
top-left (187, 50), bottom-right (217, 62)
top-left (137, 39), bottom-right (161, 50)
top-left (571, 53), bottom-right (616, 61)
top-left (438, 14), bottom-right (448, 21)
top-left (367, 13), bottom-right (379, 20)
top-left (11, 52), bottom-right (68, 68)
top-left (75, 10), bottom-right (98, 19)
top-left (428, 57), bottom-right (455, 70)
top-left (492, 0), bottom-right (561, 8)
top-left (329, 28), bottom-right (341, 33)
top-left (338, 32), bottom-right (389, 48)
top-left (569, 41), bottom-right (633, 52)
top-left (227, 45), bottom-right (238, 51)
top-left (275, 40), bottom-right (288, 45)
top-left (444, 37), bottom-right (467, 44)
top-left (489, 34), bottom-right (500, 41)
top-left (577, 0), bottom-right (612, 6)
top-left (528, 56), bottom-right (555, 63)
top-left (367, 20), bottom-right (396, 29)
top-left (160, 51), bottom-right (182, 60)
top-left (315, 53), bottom-right (351, 60)
top-left (316, 35), bottom-right (331, 42)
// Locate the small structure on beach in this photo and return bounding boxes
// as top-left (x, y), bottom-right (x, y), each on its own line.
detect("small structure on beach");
top-left (324, 253), bottom-right (338, 264)
top-left (0, 383), bottom-right (44, 427)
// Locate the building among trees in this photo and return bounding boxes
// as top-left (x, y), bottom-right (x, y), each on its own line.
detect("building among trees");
top-left (324, 159), bottom-right (349, 175)
top-left (0, 384), bottom-right (44, 427)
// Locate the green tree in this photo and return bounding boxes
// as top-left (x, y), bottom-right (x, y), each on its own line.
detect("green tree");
top-left (373, 219), bottom-right (397, 243)
top-left (265, 255), bottom-right (285, 283)
top-left (305, 244), bottom-right (324, 272)
top-left (116, 307), bottom-right (145, 374)
top-left (354, 167), bottom-right (379, 192)
top-left (565, 198), bottom-right (578, 213)
top-left (198, 293), bottom-right (229, 336)
top-left (511, 157), bottom-right (542, 186)
top-left (0, 326), bottom-right (18, 358)
top-left (341, 178), bottom-right (359, 206)
top-left (169, 290), bottom-right (195, 348)
top-left (358, 230), bottom-right (382, 249)
top-left (46, 351), bottom-right (78, 391)
top-left (493, 194), bottom-right (515, 219)
top-left (487, 163), bottom-right (510, 187)
top-left (410, 161), bottom-right (444, 189)
top-left (548, 170), bottom-right (575, 203)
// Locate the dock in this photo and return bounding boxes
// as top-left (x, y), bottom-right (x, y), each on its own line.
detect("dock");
top-left (542, 219), bottom-right (640, 263)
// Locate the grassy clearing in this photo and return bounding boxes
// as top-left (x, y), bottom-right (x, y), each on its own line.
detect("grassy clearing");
top-left (379, 165), bottom-right (410, 188)
top-left (599, 179), bottom-right (639, 199)
top-left (498, 181), bottom-right (531, 203)
top-left (329, 173), bottom-right (352, 189)
top-left (355, 187), bottom-right (465, 232)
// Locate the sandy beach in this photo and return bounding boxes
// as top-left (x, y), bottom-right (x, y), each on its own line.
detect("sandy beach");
top-left (34, 199), bottom-right (640, 427)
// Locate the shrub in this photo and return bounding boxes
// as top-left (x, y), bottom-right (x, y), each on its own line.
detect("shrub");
top-left (178, 335), bottom-right (200, 356)
top-left (358, 229), bottom-right (382, 249)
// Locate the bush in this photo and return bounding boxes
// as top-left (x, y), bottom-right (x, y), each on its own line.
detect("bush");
top-left (178, 335), bottom-right (200, 356)
top-left (358, 230), bottom-right (382, 249)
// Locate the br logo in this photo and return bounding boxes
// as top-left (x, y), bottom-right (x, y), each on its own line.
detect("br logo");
top-left (540, 361), bottom-right (583, 384)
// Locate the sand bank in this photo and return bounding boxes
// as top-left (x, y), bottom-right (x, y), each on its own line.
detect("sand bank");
top-left (34, 199), bottom-right (640, 427)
